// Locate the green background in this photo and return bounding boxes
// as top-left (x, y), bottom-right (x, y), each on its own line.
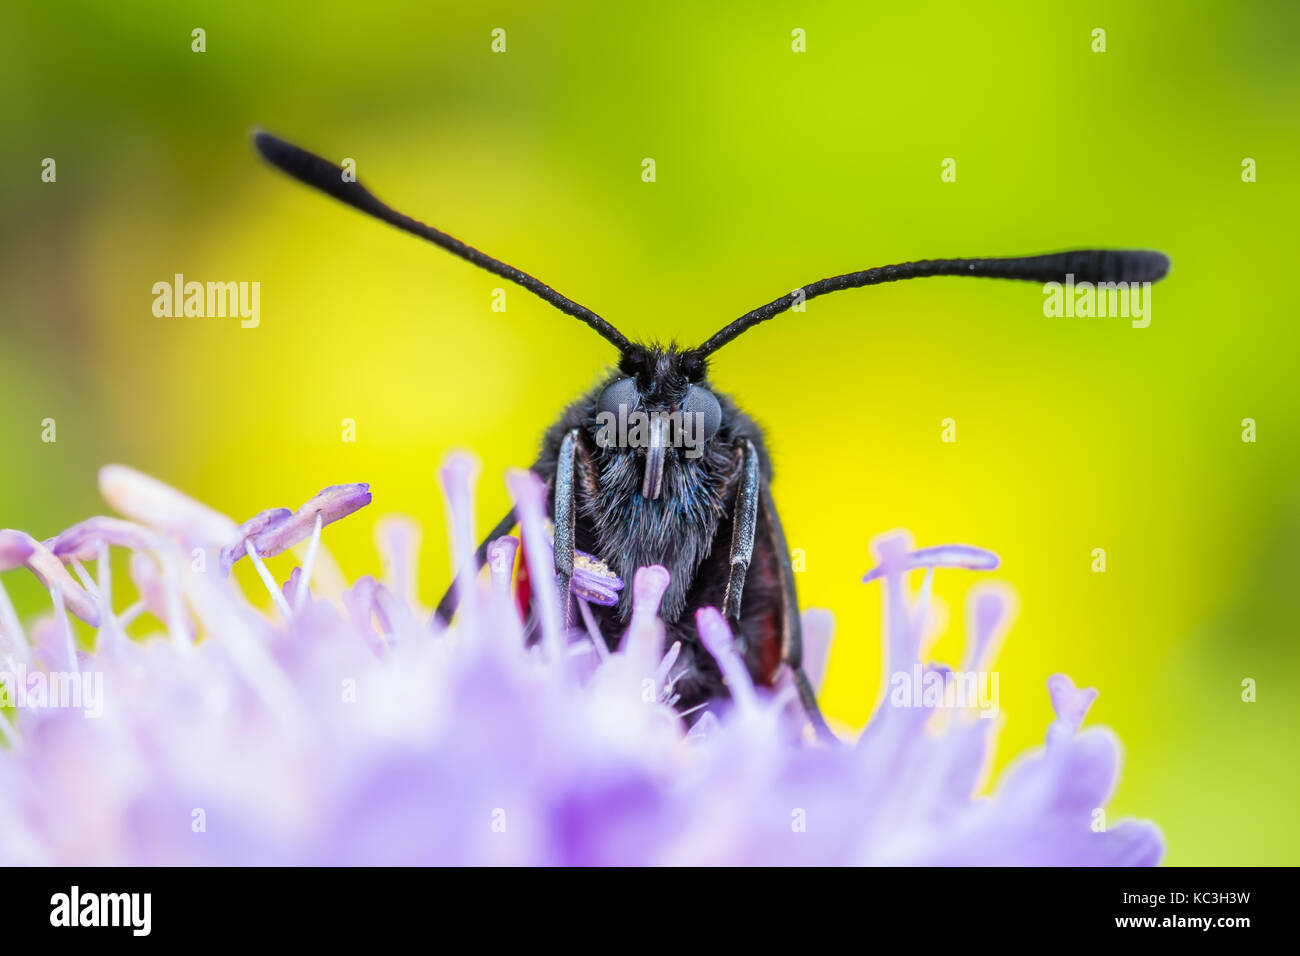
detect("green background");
top-left (1, 1), bottom-right (1296, 864)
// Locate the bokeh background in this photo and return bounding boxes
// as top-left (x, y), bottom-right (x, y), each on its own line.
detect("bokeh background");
top-left (2, 1), bottom-right (1297, 864)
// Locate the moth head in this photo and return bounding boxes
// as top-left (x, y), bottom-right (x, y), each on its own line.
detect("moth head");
top-left (592, 345), bottom-right (722, 499)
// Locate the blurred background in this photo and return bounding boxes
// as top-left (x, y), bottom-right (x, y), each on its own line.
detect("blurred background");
top-left (1, 0), bottom-right (1297, 864)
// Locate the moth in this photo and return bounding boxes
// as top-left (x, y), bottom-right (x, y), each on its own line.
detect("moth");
top-left (254, 131), bottom-right (1170, 738)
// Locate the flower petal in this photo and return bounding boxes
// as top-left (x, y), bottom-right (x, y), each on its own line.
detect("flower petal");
top-left (506, 469), bottom-right (561, 654)
top-left (0, 530), bottom-right (36, 572)
top-left (486, 536), bottom-right (519, 596)
top-left (863, 543), bottom-right (999, 582)
top-left (1046, 673), bottom-right (1100, 746)
top-left (12, 532), bottom-right (100, 626)
top-left (799, 608), bottom-right (835, 691)
top-left (99, 464), bottom-right (240, 546)
top-left (49, 516), bottom-right (161, 562)
top-left (252, 484), bottom-right (371, 557)
top-left (571, 552), bottom-right (624, 606)
top-left (129, 551), bottom-right (195, 639)
top-left (696, 606), bottom-right (756, 713)
top-left (220, 508), bottom-right (292, 573)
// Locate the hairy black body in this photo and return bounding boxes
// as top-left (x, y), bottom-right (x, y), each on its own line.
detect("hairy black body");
top-left (533, 343), bottom-right (785, 712)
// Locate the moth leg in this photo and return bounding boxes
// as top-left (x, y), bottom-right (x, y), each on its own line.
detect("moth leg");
top-left (759, 479), bottom-right (837, 744)
top-left (722, 440), bottom-right (760, 627)
top-left (553, 428), bottom-right (579, 628)
top-left (431, 508), bottom-right (518, 626)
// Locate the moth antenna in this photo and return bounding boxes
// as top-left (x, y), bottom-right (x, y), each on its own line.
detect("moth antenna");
top-left (251, 130), bottom-right (634, 354)
top-left (693, 249), bottom-right (1172, 357)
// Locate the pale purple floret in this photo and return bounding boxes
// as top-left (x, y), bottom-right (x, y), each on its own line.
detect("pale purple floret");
top-left (0, 530), bottom-right (36, 571)
top-left (0, 460), bottom-right (1163, 866)
top-left (506, 469), bottom-right (562, 655)
top-left (98, 464), bottom-right (239, 547)
top-left (485, 537), bottom-right (519, 596)
top-left (537, 520), bottom-right (624, 606)
top-left (219, 508), bottom-right (293, 573)
top-left (630, 564), bottom-right (669, 632)
top-left (129, 551), bottom-right (195, 641)
top-left (1, 531), bottom-right (100, 627)
top-left (246, 484), bottom-right (372, 559)
top-left (0, 532), bottom-right (37, 667)
top-left (570, 551), bottom-right (623, 606)
top-left (437, 457), bottom-right (625, 609)
top-left (1047, 673), bottom-right (1101, 744)
top-left (50, 516), bottom-right (160, 560)
top-left (695, 606), bottom-right (758, 714)
top-left (862, 543), bottom-right (999, 582)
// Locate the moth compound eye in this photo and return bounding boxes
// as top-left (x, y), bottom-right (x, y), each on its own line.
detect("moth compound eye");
top-left (596, 377), bottom-right (639, 418)
top-left (681, 385), bottom-right (722, 443)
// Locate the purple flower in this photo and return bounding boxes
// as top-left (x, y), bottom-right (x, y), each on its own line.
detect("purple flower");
top-left (0, 460), bottom-right (1162, 866)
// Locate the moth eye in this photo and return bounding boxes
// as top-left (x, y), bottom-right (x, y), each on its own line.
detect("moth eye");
top-left (596, 377), bottom-right (639, 418)
top-left (681, 384), bottom-right (722, 442)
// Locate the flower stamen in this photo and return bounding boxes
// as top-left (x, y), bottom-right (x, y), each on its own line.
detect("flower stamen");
top-left (294, 514), bottom-right (324, 613)
top-left (246, 540), bottom-right (293, 620)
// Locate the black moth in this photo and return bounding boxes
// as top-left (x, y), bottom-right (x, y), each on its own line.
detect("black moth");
top-left (253, 131), bottom-right (1170, 740)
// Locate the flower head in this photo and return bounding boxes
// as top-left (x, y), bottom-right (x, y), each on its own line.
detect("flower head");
top-left (0, 461), bottom-right (1162, 866)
